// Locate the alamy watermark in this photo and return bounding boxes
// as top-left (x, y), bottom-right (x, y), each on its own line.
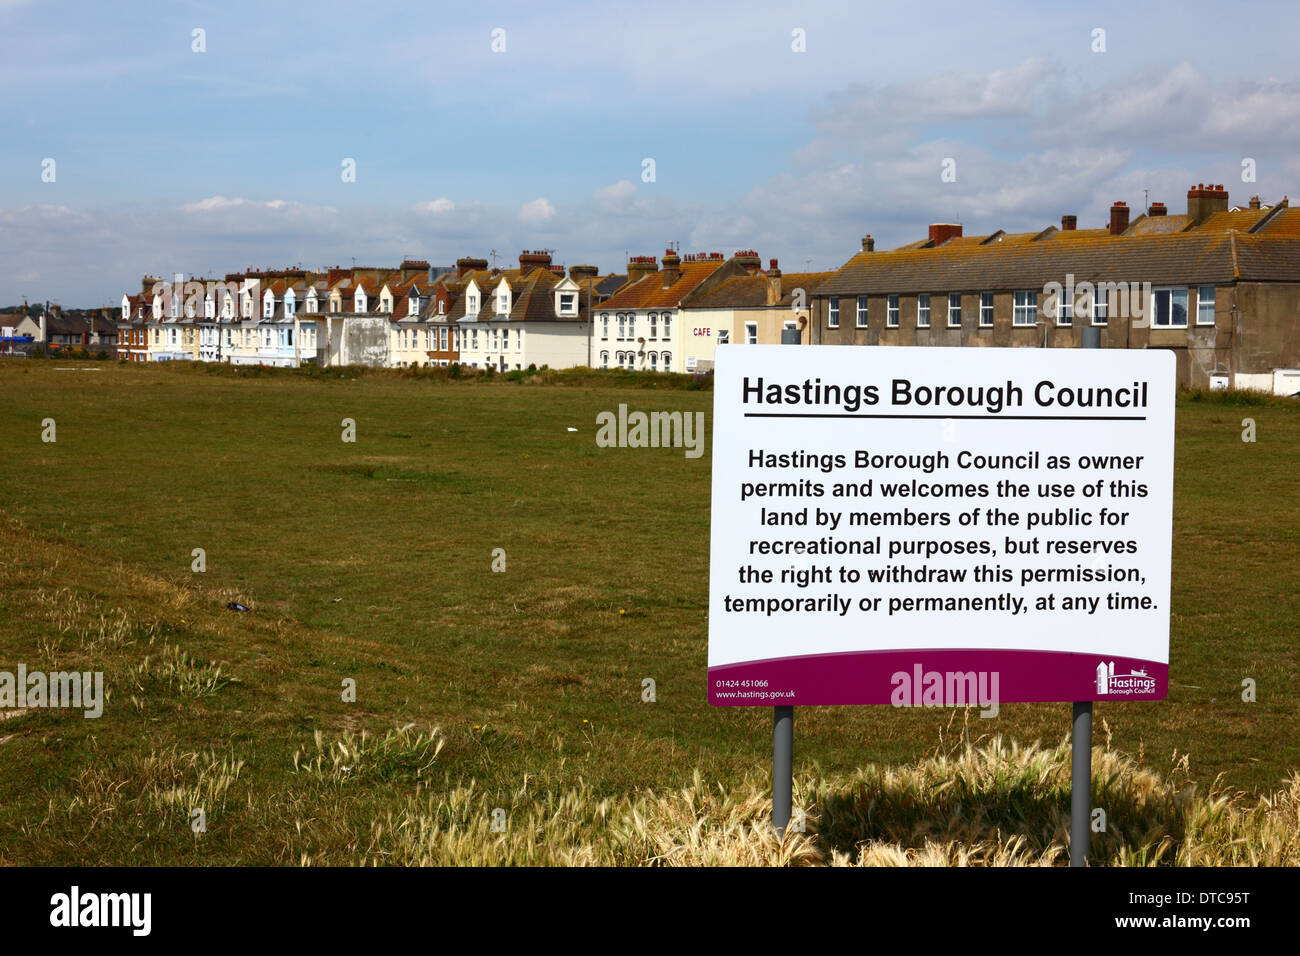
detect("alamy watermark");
top-left (595, 404), bottom-right (705, 459)
top-left (1, 665), bottom-right (104, 718)
top-left (890, 664), bottom-right (999, 717)
top-left (1042, 274), bottom-right (1157, 328)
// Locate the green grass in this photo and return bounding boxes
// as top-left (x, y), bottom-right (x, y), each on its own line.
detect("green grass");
top-left (0, 359), bottom-right (1296, 865)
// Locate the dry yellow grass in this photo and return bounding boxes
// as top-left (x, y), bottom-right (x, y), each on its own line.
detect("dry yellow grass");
top-left (285, 726), bottom-right (1300, 866)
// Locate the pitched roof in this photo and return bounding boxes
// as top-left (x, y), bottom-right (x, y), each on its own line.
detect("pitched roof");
top-left (683, 271), bottom-right (833, 309)
top-left (815, 211), bottom-right (1300, 296)
top-left (599, 260), bottom-right (727, 310)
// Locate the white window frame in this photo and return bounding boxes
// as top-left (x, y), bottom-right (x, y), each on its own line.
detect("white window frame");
top-left (1013, 290), bottom-right (1038, 327)
top-left (1196, 286), bottom-right (1216, 326)
top-left (1053, 288), bottom-right (1073, 327)
top-left (947, 293), bottom-right (962, 328)
top-left (917, 294), bottom-right (930, 328)
top-left (1091, 287), bottom-right (1109, 326)
top-left (745, 322), bottom-right (758, 345)
top-left (828, 297), bottom-right (839, 328)
top-left (1152, 286), bottom-right (1189, 328)
top-left (887, 294), bottom-right (899, 328)
top-left (856, 295), bottom-right (868, 328)
top-left (979, 292), bottom-right (994, 328)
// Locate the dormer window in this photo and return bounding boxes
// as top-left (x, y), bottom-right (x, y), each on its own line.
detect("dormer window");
top-left (263, 295), bottom-right (274, 318)
top-left (558, 292), bottom-right (576, 315)
top-left (204, 296), bottom-right (215, 319)
top-left (355, 292), bottom-right (367, 312)
top-left (468, 294), bottom-right (478, 313)
top-left (410, 295), bottom-right (420, 315)
top-left (438, 299), bottom-right (445, 314)
top-left (498, 292), bottom-right (510, 314)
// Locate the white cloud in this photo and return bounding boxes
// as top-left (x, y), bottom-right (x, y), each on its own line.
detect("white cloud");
top-left (182, 196), bottom-right (299, 213)
top-left (519, 197), bottom-right (556, 225)
top-left (593, 180), bottom-right (637, 213)
top-left (413, 198), bottom-right (455, 215)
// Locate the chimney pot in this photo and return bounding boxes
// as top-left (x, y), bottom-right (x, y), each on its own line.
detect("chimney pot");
top-left (861, 235), bottom-right (875, 252)
top-left (1061, 215), bottom-right (1077, 231)
top-left (1187, 183), bottom-right (1229, 223)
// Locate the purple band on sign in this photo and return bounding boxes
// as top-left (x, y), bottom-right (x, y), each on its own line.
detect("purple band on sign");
top-left (708, 648), bottom-right (1167, 706)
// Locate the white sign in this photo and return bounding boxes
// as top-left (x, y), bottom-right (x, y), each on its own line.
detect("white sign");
top-left (707, 345), bottom-right (1175, 706)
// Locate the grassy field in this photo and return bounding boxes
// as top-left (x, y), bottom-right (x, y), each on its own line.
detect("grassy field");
top-left (0, 359), bottom-right (1296, 865)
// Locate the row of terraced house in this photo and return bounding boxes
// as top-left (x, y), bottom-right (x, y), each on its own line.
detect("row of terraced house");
top-left (118, 249), bottom-right (826, 376)
top-left (115, 184), bottom-right (1300, 390)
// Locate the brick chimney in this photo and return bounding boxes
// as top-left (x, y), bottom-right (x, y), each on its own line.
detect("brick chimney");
top-left (861, 235), bottom-right (875, 252)
top-left (456, 257), bottom-right (488, 278)
top-left (569, 264), bottom-right (599, 282)
top-left (519, 250), bottom-right (552, 274)
top-left (1148, 202), bottom-right (1167, 217)
top-left (1249, 196), bottom-right (1262, 210)
top-left (733, 249), bottom-right (762, 274)
top-left (767, 259), bottom-right (782, 306)
top-left (627, 255), bottom-right (658, 285)
top-left (327, 267), bottom-right (353, 286)
top-left (141, 275), bottom-right (161, 297)
top-left (928, 223), bottom-right (962, 246)
top-left (1061, 215), bottom-right (1077, 231)
top-left (660, 249), bottom-right (681, 287)
top-left (1109, 201), bottom-right (1130, 236)
top-left (1187, 183), bottom-right (1228, 224)
top-left (400, 259), bottom-right (430, 281)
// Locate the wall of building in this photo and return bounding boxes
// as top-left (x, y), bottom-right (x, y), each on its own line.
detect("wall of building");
top-left (810, 283), bottom-right (1277, 388)
top-left (681, 306), bottom-right (729, 371)
top-left (1232, 282), bottom-right (1300, 380)
top-left (338, 316), bottom-right (390, 367)
top-left (519, 322), bottom-right (590, 370)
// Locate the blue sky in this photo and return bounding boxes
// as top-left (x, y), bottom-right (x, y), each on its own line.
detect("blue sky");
top-left (2, 0), bottom-right (1298, 306)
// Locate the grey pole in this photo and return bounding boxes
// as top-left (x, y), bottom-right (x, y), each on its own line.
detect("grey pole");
top-left (1071, 323), bottom-right (1101, 868)
top-left (773, 705), bottom-right (794, 838)
top-left (1071, 701), bottom-right (1092, 866)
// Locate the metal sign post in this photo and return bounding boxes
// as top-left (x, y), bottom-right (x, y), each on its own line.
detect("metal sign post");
top-left (1070, 701), bottom-right (1092, 866)
top-left (773, 706), bottom-right (794, 838)
top-left (1071, 325), bottom-right (1101, 867)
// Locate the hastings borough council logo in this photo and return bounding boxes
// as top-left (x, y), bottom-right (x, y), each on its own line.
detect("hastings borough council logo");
top-left (1095, 660), bottom-right (1158, 696)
